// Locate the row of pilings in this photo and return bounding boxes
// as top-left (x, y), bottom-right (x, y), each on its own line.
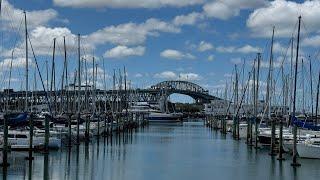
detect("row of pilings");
top-left (205, 114), bottom-right (291, 164)
top-left (0, 111), bottom-right (149, 169)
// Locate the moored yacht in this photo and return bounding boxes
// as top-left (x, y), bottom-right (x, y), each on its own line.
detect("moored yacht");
top-left (148, 112), bottom-right (183, 123)
top-left (297, 137), bottom-right (320, 159)
top-left (0, 129), bottom-right (61, 150)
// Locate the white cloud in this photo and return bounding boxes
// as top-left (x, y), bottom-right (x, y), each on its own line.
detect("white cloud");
top-left (208, 55), bottom-right (214, 61)
top-left (236, 45), bottom-right (261, 54)
top-left (198, 41), bottom-right (213, 52)
top-left (0, 58), bottom-right (34, 69)
top-left (1, 0), bottom-right (58, 30)
top-left (179, 73), bottom-right (202, 81)
top-left (103, 46), bottom-right (145, 58)
top-left (247, 0), bottom-right (320, 37)
top-left (154, 71), bottom-right (177, 79)
top-left (3, 18), bottom-right (177, 58)
top-left (203, 0), bottom-right (267, 20)
top-left (302, 35), bottom-right (320, 47)
top-left (134, 73), bottom-right (143, 78)
top-left (53, 0), bottom-right (204, 8)
top-left (173, 12), bottom-right (205, 26)
top-left (86, 18), bottom-right (180, 46)
top-left (216, 45), bottom-right (261, 54)
top-left (2, 26), bottom-right (80, 57)
top-left (160, 49), bottom-right (195, 60)
top-left (154, 71), bottom-right (201, 81)
top-left (216, 46), bottom-right (236, 53)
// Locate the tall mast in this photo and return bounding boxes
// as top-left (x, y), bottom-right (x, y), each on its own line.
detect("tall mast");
top-left (124, 66), bottom-right (128, 120)
top-left (103, 58), bottom-right (107, 112)
top-left (77, 34), bottom-right (81, 114)
top-left (61, 37), bottom-right (65, 112)
top-left (46, 60), bottom-right (48, 92)
top-left (309, 57), bottom-right (313, 117)
top-left (7, 50), bottom-right (14, 111)
top-left (92, 57), bottom-right (96, 114)
top-left (290, 36), bottom-right (294, 113)
top-left (315, 71), bottom-right (320, 125)
top-left (51, 38), bottom-right (56, 114)
top-left (266, 26), bottom-right (275, 120)
top-left (62, 36), bottom-right (68, 112)
top-left (255, 53), bottom-right (261, 148)
top-left (301, 58), bottom-right (305, 113)
top-left (292, 16), bottom-right (302, 167)
top-left (24, 11), bottom-right (28, 112)
top-left (76, 34), bottom-right (81, 144)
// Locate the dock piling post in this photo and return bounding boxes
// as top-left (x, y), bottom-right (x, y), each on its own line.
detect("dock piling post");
top-left (1, 114), bottom-right (10, 167)
top-left (67, 114), bottom-right (72, 147)
top-left (44, 114), bottom-right (50, 153)
top-left (26, 113), bottom-right (34, 160)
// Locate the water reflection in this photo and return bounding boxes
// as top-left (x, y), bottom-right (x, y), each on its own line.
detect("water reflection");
top-left (1, 122), bottom-right (320, 180)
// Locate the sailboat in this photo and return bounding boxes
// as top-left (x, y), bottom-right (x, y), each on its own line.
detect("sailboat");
top-left (296, 136), bottom-right (320, 159)
top-left (148, 95), bottom-right (182, 123)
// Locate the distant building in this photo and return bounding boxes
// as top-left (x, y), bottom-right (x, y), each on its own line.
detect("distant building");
top-left (204, 99), bottom-right (288, 116)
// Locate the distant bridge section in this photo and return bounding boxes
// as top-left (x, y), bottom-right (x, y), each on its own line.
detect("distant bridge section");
top-left (150, 80), bottom-right (219, 103)
top-left (0, 81), bottom-right (219, 110)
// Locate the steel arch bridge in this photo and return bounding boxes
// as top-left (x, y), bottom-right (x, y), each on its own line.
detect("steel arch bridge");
top-left (150, 80), bottom-right (217, 103)
top-left (0, 81), bottom-right (218, 110)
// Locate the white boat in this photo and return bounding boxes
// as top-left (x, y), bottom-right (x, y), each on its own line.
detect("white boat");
top-left (124, 102), bottom-right (158, 117)
top-left (0, 129), bottom-right (61, 150)
top-left (148, 112), bottom-right (182, 123)
top-left (297, 138), bottom-right (320, 159)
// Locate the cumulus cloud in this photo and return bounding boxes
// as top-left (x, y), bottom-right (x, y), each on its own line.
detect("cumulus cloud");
top-left (1, 26), bottom-right (80, 57)
top-left (0, 58), bottom-right (34, 69)
top-left (154, 71), bottom-right (201, 81)
top-left (154, 71), bottom-right (177, 79)
top-left (198, 41), bottom-right (214, 52)
top-left (103, 46), bottom-right (145, 58)
top-left (217, 45), bottom-right (261, 54)
top-left (236, 45), bottom-right (261, 54)
top-left (179, 73), bottom-right (202, 81)
top-left (302, 35), bottom-right (320, 47)
top-left (53, 0), bottom-right (204, 8)
top-left (2, 18), bottom-right (178, 58)
top-left (134, 73), bottom-right (143, 78)
top-left (1, 0), bottom-right (58, 30)
top-left (247, 0), bottom-right (320, 37)
top-left (173, 12), bottom-right (205, 26)
top-left (86, 18), bottom-right (180, 46)
top-left (160, 49), bottom-right (195, 60)
top-left (203, 0), bottom-right (268, 20)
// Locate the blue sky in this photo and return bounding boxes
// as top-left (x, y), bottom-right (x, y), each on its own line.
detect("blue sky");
top-left (1, 0), bottom-right (320, 104)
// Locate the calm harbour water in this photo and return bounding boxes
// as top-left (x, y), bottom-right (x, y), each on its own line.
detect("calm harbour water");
top-left (1, 121), bottom-right (320, 180)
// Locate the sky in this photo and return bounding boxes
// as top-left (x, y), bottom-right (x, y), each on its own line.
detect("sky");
top-left (0, 0), bottom-right (320, 104)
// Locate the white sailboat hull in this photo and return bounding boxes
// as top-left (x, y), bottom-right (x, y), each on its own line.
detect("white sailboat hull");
top-left (297, 143), bottom-right (320, 159)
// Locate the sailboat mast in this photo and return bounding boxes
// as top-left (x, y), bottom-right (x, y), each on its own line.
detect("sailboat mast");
top-left (302, 58), bottom-right (305, 113)
top-left (266, 26), bottom-right (275, 119)
top-left (77, 34), bottom-right (81, 114)
top-left (315, 71), bottom-right (320, 125)
top-left (24, 11), bottom-right (28, 112)
top-left (309, 57), bottom-right (314, 117)
top-left (292, 16), bottom-right (302, 167)
top-left (7, 50), bottom-right (14, 111)
top-left (51, 38), bottom-right (56, 114)
top-left (92, 57), bottom-right (96, 114)
top-left (61, 37), bottom-right (66, 113)
top-left (103, 58), bottom-right (107, 112)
